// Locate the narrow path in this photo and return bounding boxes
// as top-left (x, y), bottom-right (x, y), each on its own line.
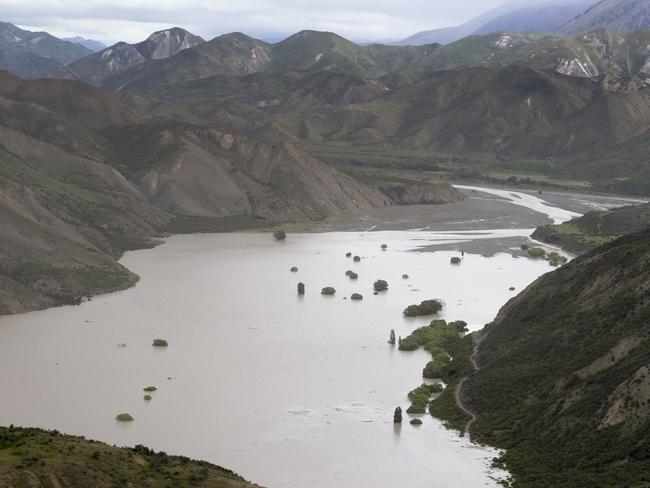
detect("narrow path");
top-left (454, 331), bottom-right (484, 440)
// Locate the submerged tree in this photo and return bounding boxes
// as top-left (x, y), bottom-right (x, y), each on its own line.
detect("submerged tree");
top-left (393, 407), bottom-right (403, 424)
top-left (297, 282), bottom-right (305, 295)
top-left (373, 279), bottom-right (388, 292)
top-left (388, 329), bottom-right (396, 345)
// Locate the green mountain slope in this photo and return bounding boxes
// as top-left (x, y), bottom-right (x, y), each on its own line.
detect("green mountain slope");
top-left (533, 202), bottom-right (650, 253)
top-left (0, 426), bottom-right (260, 487)
top-left (463, 229), bottom-right (650, 487)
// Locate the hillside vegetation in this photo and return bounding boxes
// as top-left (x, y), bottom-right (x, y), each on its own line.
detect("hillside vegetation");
top-left (533, 202), bottom-right (650, 253)
top-left (463, 229), bottom-right (650, 487)
top-left (0, 426), bottom-right (259, 487)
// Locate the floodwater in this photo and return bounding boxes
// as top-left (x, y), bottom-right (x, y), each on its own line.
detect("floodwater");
top-left (0, 187), bottom-right (629, 488)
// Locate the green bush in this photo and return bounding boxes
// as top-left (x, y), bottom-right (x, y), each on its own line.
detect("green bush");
top-left (346, 252), bottom-right (352, 257)
top-left (297, 282), bottom-right (305, 295)
top-left (144, 395), bottom-right (152, 401)
top-left (402, 274), bottom-right (409, 279)
top-left (321, 287), bottom-right (336, 295)
top-left (345, 270), bottom-right (358, 279)
top-left (393, 407), bottom-right (403, 424)
top-left (373, 279), bottom-right (388, 292)
top-left (547, 252), bottom-right (568, 267)
top-left (143, 386), bottom-right (157, 392)
top-left (152, 339), bottom-right (168, 347)
top-left (115, 413), bottom-right (134, 422)
top-left (381, 244), bottom-right (388, 250)
top-left (273, 230), bottom-right (286, 241)
top-left (448, 320), bottom-right (468, 333)
top-left (403, 299), bottom-right (443, 317)
top-left (290, 266), bottom-right (298, 272)
top-left (350, 293), bottom-right (363, 300)
top-left (353, 255), bottom-right (361, 262)
top-left (450, 256), bottom-right (462, 264)
top-left (527, 247), bottom-right (546, 259)
top-left (410, 418), bottom-right (423, 425)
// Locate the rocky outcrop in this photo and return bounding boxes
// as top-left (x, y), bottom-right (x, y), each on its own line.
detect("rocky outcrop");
top-left (69, 28), bottom-right (204, 87)
top-left (380, 183), bottom-right (465, 205)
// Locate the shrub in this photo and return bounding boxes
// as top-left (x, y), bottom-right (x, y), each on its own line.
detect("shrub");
top-left (393, 407), bottom-right (403, 424)
top-left (346, 252), bottom-right (352, 257)
top-left (321, 287), bottom-right (336, 295)
top-left (402, 274), bottom-right (409, 279)
top-left (152, 339), bottom-right (168, 347)
top-left (143, 386), bottom-right (157, 392)
top-left (521, 244), bottom-right (530, 251)
top-left (345, 270), bottom-right (358, 279)
top-left (448, 320), bottom-right (468, 333)
top-left (290, 266), bottom-right (298, 272)
top-left (509, 286), bottom-right (516, 291)
top-left (403, 299), bottom-right (442, 317)
top-left (410, 418), bottom-right (423, 425)
top-left (353, 255), bottom-right (361, 262)
top-left (273, 230), bottom-right (286, 241)
top-left (527, 247), bottom-right (546, 259)
top-left (351, 293), bottom-right (363, 300)
top-left (381, 244), bottom-right (388, 250)
top-left (373, 279), bottom-right (388, 292)
top-left (398, 338), bottom-right (419, 351)
top-left (450, 257), bottom-right (461, 264)
top-left (547, 252), bottom-right (568, 267)
top-left (144, 395), bottom-right (152, 401)
top-left (115, 413), bottom-right (134, 422)
top-left (297, 282), bottom-right (305, 295)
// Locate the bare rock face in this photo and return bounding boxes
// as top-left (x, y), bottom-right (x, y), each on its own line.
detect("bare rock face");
top-left (380, 183), bottom-right (465, 205)
top-left (124, 125), bottom-right (390, 219)
top-left (135, 28), bottom-right (205, 60)
top-left (69, 28), bottom-right (205, 86)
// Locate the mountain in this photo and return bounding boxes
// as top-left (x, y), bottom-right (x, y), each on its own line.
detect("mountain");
top-left (0, 22), bottom-right (91, 78)
top-left (532, 202), bottom-right (650, 253)
top-left (462, 228), bottom-right (650, 486)
top-left (397, 2), bottom-right (523, 45)
top-left (68, 28), bottom-right (205, 87)
top-left (474, 1), bottom-right (596, 35)
top-left (0, 70), bottom-right (410, 314)
top-left (0, 426), bottom-right (260, 487)
top-left (559, 0), bottom-right (650, 35)
top-left (398, 0), bottom-right (596, 45)
top-left (88, 31), bottom-right (434, 91)
top-left (62, 36), bottom-right (107, 52)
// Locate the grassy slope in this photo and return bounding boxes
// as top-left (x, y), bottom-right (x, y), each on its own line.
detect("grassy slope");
top-left (0, 427), bottom-right (259, 487)
top-left (463, 229), bottom-right (650, 487)
top-left (533, 203), bottom-right (650, 253)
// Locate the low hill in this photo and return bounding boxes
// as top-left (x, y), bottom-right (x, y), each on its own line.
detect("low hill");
top-left (0, 426), bottom-right (260, 487)
top-left (463, 229), bottom-right (650, 487)
top-left (532, 202), bottom-right (650, 253)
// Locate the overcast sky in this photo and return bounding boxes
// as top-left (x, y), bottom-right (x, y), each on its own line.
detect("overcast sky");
top-left (2, 0), bottom-right (521, 44)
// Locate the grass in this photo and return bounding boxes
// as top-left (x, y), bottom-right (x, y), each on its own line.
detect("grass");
top-left (0, 426), bottom-right (256, 487)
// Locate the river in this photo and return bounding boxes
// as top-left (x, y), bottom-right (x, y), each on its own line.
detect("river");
top-left (0, 186), bottom-right (634, 487)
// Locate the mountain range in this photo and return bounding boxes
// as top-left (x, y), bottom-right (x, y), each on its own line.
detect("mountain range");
top-left (398, 0), bottom-right (597, 45)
